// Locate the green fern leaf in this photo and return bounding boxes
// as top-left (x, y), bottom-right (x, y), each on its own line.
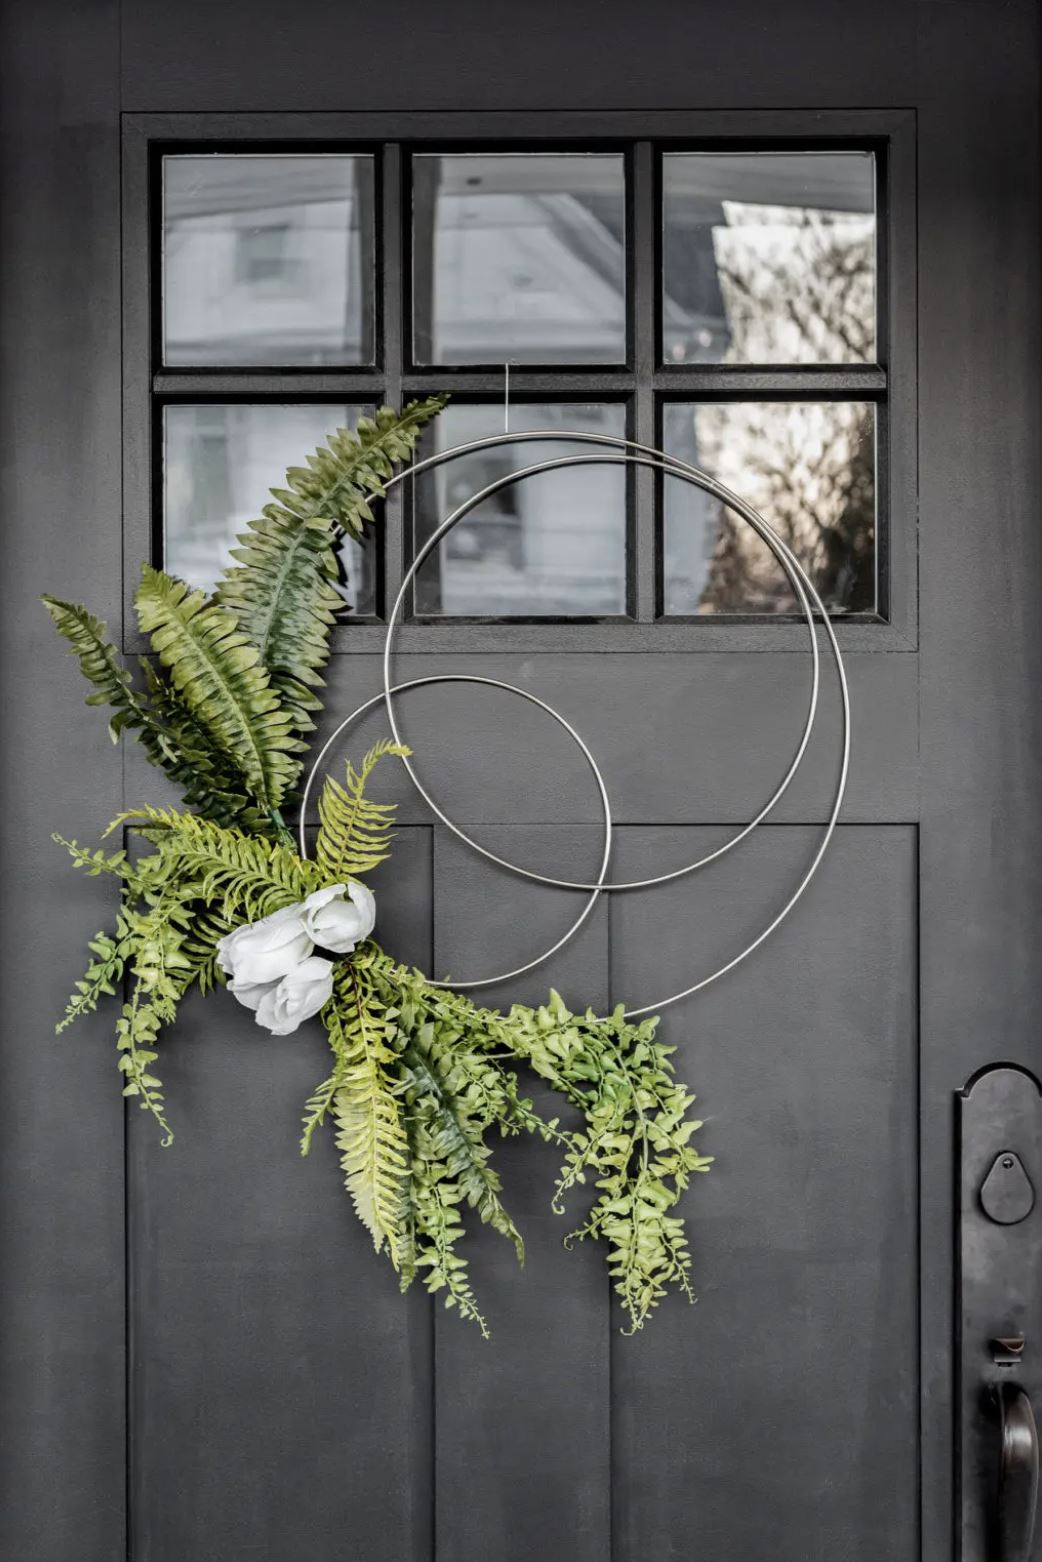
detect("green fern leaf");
top-left (138, 660), bottom-right (273, 833)
top-left (402, 1036), bottom-right (524, 1265)
top-left (316, 739), bottom-right (410, 881)
top-left (42, 595), bottom-right (284, 828)
top-left (42, 595), bottom-right (158, 745)
top-left (135, 565), bottom-right (302, 811)
top-left (507, 992), bottom-right (712, 1332)
top-left (112, 806), bottom-right (324, 923)
top-left (326, 965), bottom-right (410, 1265)
top-left (216, 398), bottom-right (446, 736)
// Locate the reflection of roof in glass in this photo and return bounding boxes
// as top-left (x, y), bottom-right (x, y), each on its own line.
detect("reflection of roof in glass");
top-left (164, 155), bottom-right (367, 219)
top-left (162, 150), bottom-right (875, 368)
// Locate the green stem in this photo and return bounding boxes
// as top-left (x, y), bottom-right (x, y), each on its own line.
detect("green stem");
top-left (269, 807), bottom-right (296, 851)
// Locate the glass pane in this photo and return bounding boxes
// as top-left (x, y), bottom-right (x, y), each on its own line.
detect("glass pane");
top-left (164, 404), bottom-right (377, 615)
top-left (413, 154), bottom-right (626, 365)
top-left (413, 403), bottom-right (627, 616)
top-left (662, 152), bottom-right (876, 365)
top-left (163, 155), bottom-right (375, 366)
top-left (662, 401), bottom-right (876, 614)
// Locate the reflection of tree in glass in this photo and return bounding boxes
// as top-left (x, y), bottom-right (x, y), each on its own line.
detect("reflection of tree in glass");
top-left (700, 203), bottom-right (875, 613)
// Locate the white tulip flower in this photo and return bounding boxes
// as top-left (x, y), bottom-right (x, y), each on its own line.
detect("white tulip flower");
top-left (253, 957), bottom-right (335, 1036)
top-left (300, 881), bottom-right (377, 954)
top-left (216, 902), bottom-right (313, 987)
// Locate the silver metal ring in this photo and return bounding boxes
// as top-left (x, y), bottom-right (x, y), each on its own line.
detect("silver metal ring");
top-left (297, 674), bottom-right (612, 991)
top-left (381, 449), bottom-right (821, 892)
top-left (299, 431), bottom-right (851, 1018)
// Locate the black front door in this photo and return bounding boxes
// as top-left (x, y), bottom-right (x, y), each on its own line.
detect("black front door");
top-left (2, 4), bottom-right (1040, 1560)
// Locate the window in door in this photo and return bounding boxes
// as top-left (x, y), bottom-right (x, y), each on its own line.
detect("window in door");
top-left (138, 125), bottom-right (901, 641)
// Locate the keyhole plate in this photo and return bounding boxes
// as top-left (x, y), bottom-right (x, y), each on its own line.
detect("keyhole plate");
top-left (981, 1151), bottom-right (1037, 1225)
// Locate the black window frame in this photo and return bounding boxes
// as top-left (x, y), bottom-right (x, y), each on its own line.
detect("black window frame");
top-left (121, 109), bottom-right (917, 655)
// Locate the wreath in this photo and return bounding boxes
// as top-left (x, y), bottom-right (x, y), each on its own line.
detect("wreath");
top-left (44, 399), bottom-right (710, 1337)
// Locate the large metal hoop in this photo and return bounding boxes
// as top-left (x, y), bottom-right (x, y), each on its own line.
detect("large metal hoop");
top-left (299, 430), bottom-right (851, 1017)
top-left (381, 445), bottom-right (823, 892)
top-left (298, 674), bottom-right (613, 991)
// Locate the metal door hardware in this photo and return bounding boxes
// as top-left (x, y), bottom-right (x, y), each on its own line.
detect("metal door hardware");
top-left (981, 1153), bottom-right (1036, 1226)
top-left (959, 1066), bottom-right (1042, 1562)
top-left (996, 1381), bottom-right (1039, 1562)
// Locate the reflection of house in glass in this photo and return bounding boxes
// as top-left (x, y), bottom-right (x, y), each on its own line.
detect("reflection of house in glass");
top-left (413, 402), bottom-right (628, 617)
top-left (164, 404), bottom-right (376, 614)
top-left (163, 155), bottom-right (374, 366)
top-left (161, 150), bottom-right (877, 617)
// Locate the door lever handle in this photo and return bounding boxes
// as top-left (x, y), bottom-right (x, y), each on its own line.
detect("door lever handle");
top-left (996, 1381), bottom-right (1039, 1562)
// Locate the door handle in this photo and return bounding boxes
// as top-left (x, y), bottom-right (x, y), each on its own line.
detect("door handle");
top-left (996, 1381), bottom-right (1039, 1562)
top-left (959, 1067), bottom-right (1042, 1562)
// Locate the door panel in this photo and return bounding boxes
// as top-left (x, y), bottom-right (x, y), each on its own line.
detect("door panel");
top-left (121, 653), bottom-right (921, 827)
top-left (432, 826), bottom-right (612, 1562)
top-left (129, 834), bottom-right (435, 1562)
top-left (129, 825), bottom-right (916, 1561)
top-left (610, 827), bottom-right (918, 1561)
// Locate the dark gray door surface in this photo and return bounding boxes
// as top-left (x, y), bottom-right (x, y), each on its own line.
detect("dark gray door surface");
top-left (1, 3), bottom-right (1039, 1561)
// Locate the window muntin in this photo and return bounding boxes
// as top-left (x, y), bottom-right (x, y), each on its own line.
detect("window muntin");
top-left (662, 152), bottom-right (876, 366)
top-left (164, 403), bottom-right (376, 615)
top-left (162, 155), bottom-right (376, 366)
top-left (661, 401), bottom-right (876, 615)
top-left (411, 153), bottom-right (627, 366)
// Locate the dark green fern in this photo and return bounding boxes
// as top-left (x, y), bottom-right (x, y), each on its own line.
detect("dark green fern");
top-left (216, 398), bottom-right (446, 737)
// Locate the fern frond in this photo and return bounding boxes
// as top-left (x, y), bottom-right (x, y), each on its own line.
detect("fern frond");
top-left (300, 1067), bottom-right (342, 1156)
top-left (53, 833), bottom-right (130, 880)
top-left (112, 806), bottom-right (324, 923)
top-left (316, 739), bottom-right (410, 881)
top-left (112, 892), bottom-right (203, 1146)
top-left (41, 597), bottom-right (228, 807)
top-left (116, 975), bottom-right (174, 1144)
top-left (507, 992), bottom-right (712, 1332)
top-left (139, 660), bottom-right (273, 833)
top-left (326, 963), bottom-right (410, 1264)
top-left (402, 1034), bottom-right (524, 1265)
top-left (411, 1181), bottom-right (489, 1337)
top-left (42, 595), bottom-right (161, 746)
top-left (41, 594), bottom-right (291, 828)
top-left (135, 566), bottom-right (302, 811)
top-left (57, 920), bottom-right (133, 1033)
top-left (216, 398), bottom-right (446, 736)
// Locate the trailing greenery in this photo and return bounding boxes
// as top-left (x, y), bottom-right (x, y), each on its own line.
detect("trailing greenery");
top-left (44, 403), bottom-right (710, 1336)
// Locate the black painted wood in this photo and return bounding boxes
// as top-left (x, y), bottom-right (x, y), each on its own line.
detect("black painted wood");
top-left (123, 651), bottom-right (920, 834)
top-left (118, 0), bottom-right (921, 113)
top-left (609, 825), bottom-right (919, 1562)
top-left (128, 831), bottom-right (435, 1562)
top-left (3, 4), bottom-right (1041, 1561)
top-left (431, 826), bottom-right (611, 1562)
top-left (0, 3), bottom-right (126, 1559)
top-left (916, 9), bottom-right (1042, 1555)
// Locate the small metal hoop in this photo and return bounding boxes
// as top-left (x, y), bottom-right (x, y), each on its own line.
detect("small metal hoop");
top-left (297, 674), bottom-right (613, 991)
top-left (381, 447), bottom-right (821, 893)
